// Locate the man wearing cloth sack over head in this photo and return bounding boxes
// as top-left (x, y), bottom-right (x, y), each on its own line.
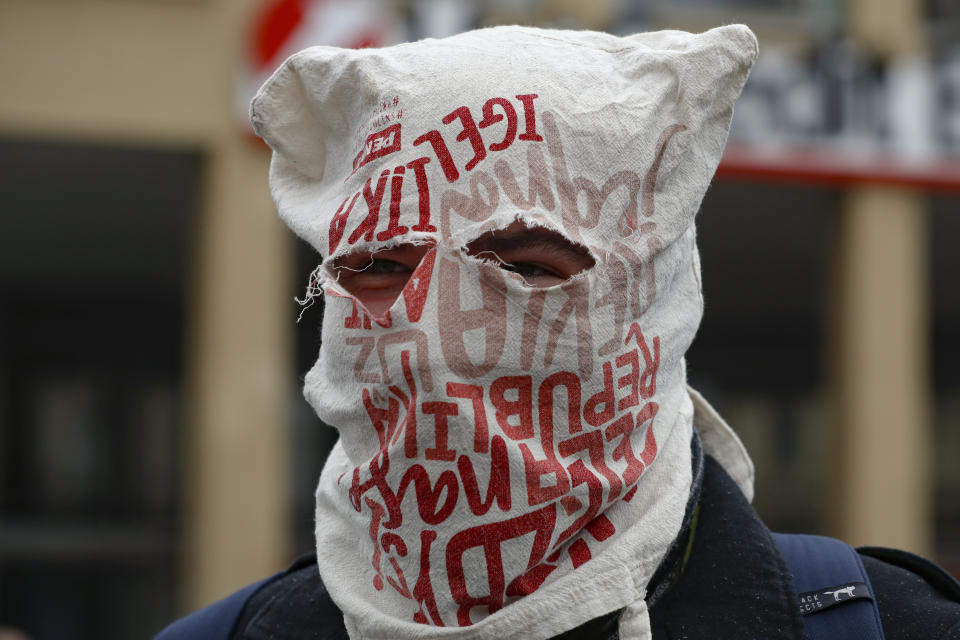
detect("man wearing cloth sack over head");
top-left (157, 24), bottom-right (960, 640)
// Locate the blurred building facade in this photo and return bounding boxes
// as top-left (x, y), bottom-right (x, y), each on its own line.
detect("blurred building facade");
top-left (1, 0), bottom-right (959, 638)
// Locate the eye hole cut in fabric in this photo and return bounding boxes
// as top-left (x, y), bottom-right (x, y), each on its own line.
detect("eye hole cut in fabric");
top-left (305, 220), bottom-right (597, 322)
top-left (327, 241), bottom-right (438, 319)
top-left (463, 220), bottom-right (596, 289)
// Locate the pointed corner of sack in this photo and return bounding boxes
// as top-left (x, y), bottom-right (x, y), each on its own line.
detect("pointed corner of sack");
top-left (686, 385), bottom-right (755, 502)
top-left (709, 23), bottom-right (759, 66)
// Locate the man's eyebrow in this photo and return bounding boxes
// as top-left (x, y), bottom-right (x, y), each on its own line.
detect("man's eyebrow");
top-left (466, 227), bottom-right (595, 264)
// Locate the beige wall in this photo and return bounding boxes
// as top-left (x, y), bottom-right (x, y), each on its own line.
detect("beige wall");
top-left (0, 0), bottom-right (293, 611)
top-left (825, 0), bottom-right (933, 554)
top-left (0, 1), bottom-right (224, 145)
top-left (827, 188), bottom-right (932, 554)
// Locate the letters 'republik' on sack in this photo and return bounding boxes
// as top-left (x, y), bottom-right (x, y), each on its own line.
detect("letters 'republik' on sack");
top-left (251, 25), bottom-right (758, 640)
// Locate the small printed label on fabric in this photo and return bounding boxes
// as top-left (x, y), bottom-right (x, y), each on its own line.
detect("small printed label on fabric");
top-left (353, 123), bottom-right (403, 174)
top-left (797, 582), bottom-right (872, 616)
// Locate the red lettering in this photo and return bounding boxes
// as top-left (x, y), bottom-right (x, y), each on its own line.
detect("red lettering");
top-left (412, 530), bottom-right (444, 626)
top-left (568, 538), bottom-right (591, 568)
top-left (373, 309), bottom-right (393, 329)
top-left (349, 455), bottom-right (380, 513)
top-left (384, 555), bottom-right (412, 598)
top-left (583, 361), bottom-right (616, 427)
top-left (615, 349), bottom-right (640, 411)
top-left (505, 562), bottom-right (559, 598)
top-left (380, 533), bottom-right (411, 598)
top-left (640, 338), bottom-right (660, 399)
top-left (515, 93), bottom-right (543, 142)
top-left (520, 289), bottom-right (547, 371)
top-left (626, 323), bottom-right (660, 399)
top-left (376, 165), bottom-right (409, 242)
top-left (494, 145), bottom-right (556, 212)
top-left (585, 513), bottom-right (615, 542)
top-left (352, 123), bottom-right (402, 175)
top-left (396, 464), bottom-right (459, 525)
top-left (446, 505), bottom-right (557, 625)
top-left (329, 193), bottom-right (360, 254)
top-left (365, 497), bottom-right (387, 591)
top-left (352, 448), bottom-right (463, 537)
top-left (520, 371), bottom-right (577, 505)
top-left (443, 106), bottom-right (487, 172)
top-left (400, 249), bottom-right (436, 323)
top-left (346, 336), bottom-right (380, 383)
top-left (362, 388), bottom-right (400, 449)
top-left (344, 300), bottom-right (372, 329)
top-left (613, 239), bottom-right (661, 317)
top-left (520, 440), bottom-right (569, 506)
top-left (414, 129), bottom-right (459, 182)
top-left (604, 412), bottom-right (644, 486)
top-left (490, 375), bottom-right (534, 440)
top-left (478, 97), bottom-right (518, 152)
top-left (544, 278), bottom-right (594, 380)
top-left (542, 112), bottom-right (641, 239)
top-left (457, 435), bottom-right (511, 516)
top-left (377, 329), bottom-right (435, 393)
top-left (350, 451), bottom-right (403, 528)
top-left (387, 350), bottom-right (419, 458)
top-left (446, 382), bottom-right (489, 453)
top-left (595, 251), bottom-right (628, 356)
top-left (381, 532), bottom-right (407, 556)
top-left (421, 401), bottom-right (458, 462)
top-left (558, 429), bottom-right (622, 501)
top-left (348, 170), bottom-right (390, 245)
top-left (437, 257), bottom-right (507, 377)
top-left (637, 401), bottom-right (659, 465)
top-left (406, 157), bottom-right (437, 232)
top-left (537, 370), bottom-right (582, 435)
top-left (554, 459), bottom-right (603, 547)
top-left (642, 124), bottom-right (688, 219)
top-left (438, 172), bottom-right (500, 239)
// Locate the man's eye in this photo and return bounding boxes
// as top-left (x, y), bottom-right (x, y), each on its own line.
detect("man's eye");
top-left (366, 259), bottom-right (411, 275)
top-left (499, 262), bottom-right (560, 279)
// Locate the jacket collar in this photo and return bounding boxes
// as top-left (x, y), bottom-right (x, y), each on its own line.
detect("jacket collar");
top-left (649, 455), bottom-right (807, 639)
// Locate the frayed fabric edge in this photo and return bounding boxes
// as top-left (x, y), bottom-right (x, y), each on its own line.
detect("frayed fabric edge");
top-left (294, 263), bottom-right (327, 323)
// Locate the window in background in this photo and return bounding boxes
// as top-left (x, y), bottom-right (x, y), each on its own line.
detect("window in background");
top-left (0, 139), bottom-right (199, 640)
top-left (688, 181), bottom-right (836, 535)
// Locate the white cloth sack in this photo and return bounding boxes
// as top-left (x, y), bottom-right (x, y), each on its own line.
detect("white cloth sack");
top-left (252, 24), bottom-right (757, 640)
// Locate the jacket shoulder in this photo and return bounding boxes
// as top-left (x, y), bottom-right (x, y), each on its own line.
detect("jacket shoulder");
top-left (230, 554), bottom-right (349, 640)
top-left (153, 576), bottom-right (274, 640)
top-left (860, 546), bottom-right (960, 639)
top-left (153, 554), bottom-right (343, 640)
